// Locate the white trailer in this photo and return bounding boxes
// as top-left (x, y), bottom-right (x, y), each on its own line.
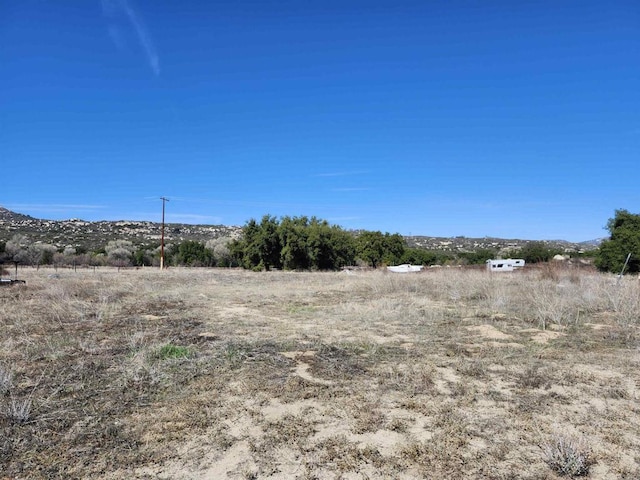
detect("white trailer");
top-left (387, 264), bottom-right (424, 273)
top-left (486, 259), bottom-right (525, 272)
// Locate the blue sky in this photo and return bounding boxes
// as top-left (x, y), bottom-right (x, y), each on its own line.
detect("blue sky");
top-left (1, 1), bottom-right (638, 241)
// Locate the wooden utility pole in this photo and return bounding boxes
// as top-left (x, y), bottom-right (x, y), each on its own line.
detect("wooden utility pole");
top-left (160, 197), bottom-right (169, 269)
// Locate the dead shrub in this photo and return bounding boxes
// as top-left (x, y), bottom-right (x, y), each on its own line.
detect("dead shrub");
top-left (4, 396), bottom-right (32, 424)
top-left (542, 434), bottom-right (595, 477)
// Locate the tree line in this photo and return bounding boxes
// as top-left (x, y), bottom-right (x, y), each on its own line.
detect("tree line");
top-left (227, 215), bottom-right (488, 270)
top-left (0, 216), bottom-right (451, 270)
top-left (1, 210), bottom-right (637, 273)
top-left (0, 235), bottom-right (237, 268)
top-left (228, 215), bottom-right (422, 271)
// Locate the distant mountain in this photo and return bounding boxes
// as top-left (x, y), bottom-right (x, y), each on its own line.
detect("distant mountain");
top-left (0, 206), bottom-right (600, 253)
top-left (577, 238), bottom-right (606, 248)
top-left (0, 206), bottom-right (38, 223)
top-left (404, 235), bottom-right (598, 255)
top-left (0, 206), bottom-right (241, 251)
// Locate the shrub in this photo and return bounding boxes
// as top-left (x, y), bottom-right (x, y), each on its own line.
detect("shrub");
top-left (172, 240), bottom-right (214, 267)
top-left (105, 239), bottom-right (135, 267)
top-left (542, 434), bottom-right (595, 477)
top-left (458, 248), bottom-right (497, 265)
top-left (519, 241), bottom-right (561, 264)
top-left (5, 396), bottom-right (32, 424)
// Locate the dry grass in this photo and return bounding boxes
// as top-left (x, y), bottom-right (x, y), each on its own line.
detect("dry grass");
top-left (0, 266), bottom-right (638, 479)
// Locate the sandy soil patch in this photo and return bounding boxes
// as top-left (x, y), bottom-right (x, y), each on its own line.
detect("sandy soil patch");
top-left (466, 324), bottom-right (514, 340)
top-left (520, 328), bottom-right (567, 344)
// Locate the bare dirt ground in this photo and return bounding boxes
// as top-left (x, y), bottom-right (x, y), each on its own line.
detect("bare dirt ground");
top-left (1, 266), bottom-right (638, 479)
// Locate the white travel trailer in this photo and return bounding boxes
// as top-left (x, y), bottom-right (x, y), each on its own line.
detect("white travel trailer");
top-left (486, 259), bottom-right (525, 272)
top-left (387, 264), bottom-right (424, 273)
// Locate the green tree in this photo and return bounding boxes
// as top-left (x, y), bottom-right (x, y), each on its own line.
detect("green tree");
top-left (231, 215), bottom-right (356, 271)
top-left (231, 216), bottom-right (282, 271)
top-left (4, 234), bottom-right (29, 262)
top-left (355, 231), bottom-right (405, 268)
top-left (519, 241), bottom-right (560, 264)
top-left (39, 244), bottom-right (57, 265)
top-left (458, 248), bottom-right (497, 265)
top-left (257, 215), bottom-right (282, 271)
top-left (401, 248), bottom-right (447, 266)
top-left (279, 216), bottom-right (311, 270)
top-left (230, 219), bottom-right (261, 270)
top-left (172, 240), bottom-right (214, 266)
top-left (133, 247), bottom-right (154, 267)
top-left (596, 209), bottom-right (640, 274)
top-left (105, 240), bottom-right (135, 267)
top-left (306, 217), bottom-right (355, 270)
top-left (206, 237), bottom-right (236, 267)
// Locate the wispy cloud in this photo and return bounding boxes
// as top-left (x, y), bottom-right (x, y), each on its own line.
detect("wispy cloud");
top-left (102, 0), bottom-right (160, 76)
top-left (6, 204), bottom-right (106, 213)
top-left (107, 24), bottom-right (126, 50)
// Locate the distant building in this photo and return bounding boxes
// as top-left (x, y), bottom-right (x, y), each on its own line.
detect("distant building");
top-left (486, 259), bottom-right (525, 272)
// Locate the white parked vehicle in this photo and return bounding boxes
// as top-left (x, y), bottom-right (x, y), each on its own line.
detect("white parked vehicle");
top-left (387, 264), bottom-right (424, 273)
top-left (485, 259), bottom-right (525, 272)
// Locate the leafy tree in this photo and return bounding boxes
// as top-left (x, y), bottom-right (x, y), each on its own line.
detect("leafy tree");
top-left (15, 245), bottom-right (40, 266)
top-left (355, 231), bottom-right (405, 268)
top-left (458, 248), bottom-right (497, 265)
top-left (105, 240), bottom-right (135, 267)
top-left (230, 216), bottom-right (282, 271)
top-left (304, 217), bottom-right (355, 270)
top-left (2, 236), bottom-right (57, 266)
top-left (206, 237), bottom-right (236, 267)
top-left (172, 240), bottom-right (214, 266)
top-left (38, 244), bottom-right (57, 265)
top-left (90, 253), bottom-right (107, 267)
top-left (230, 218), bottom-right (272, 270)
top-left (257, 215), bottom-right (282, 271)
top-left (312, 222), bottom-right (356, 269)
top-left (279, 216), bottom-right (311, 270)
top-left (382, 233), bottom-right (405, 265)
top-left (230, 220), bottom-right (259, 270)
top-left (4, 234), bottom-right (29, 261)
top-left (401, 248), bottom-right (449, 266)
top-left (133, 247), bottom-right (154, 267)
top-left (596, 209), bottom-right (640, 274)
top-left (232, 215), bottom-right (356, 271)
top-left (518, 241), bottom-right (560, 264)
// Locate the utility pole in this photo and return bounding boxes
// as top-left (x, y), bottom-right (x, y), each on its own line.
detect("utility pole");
top-left (160, 197), bottom-right (169, 269)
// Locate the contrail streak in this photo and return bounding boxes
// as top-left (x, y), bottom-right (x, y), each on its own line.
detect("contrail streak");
top-left (102, 0), bottom-right (160, 76)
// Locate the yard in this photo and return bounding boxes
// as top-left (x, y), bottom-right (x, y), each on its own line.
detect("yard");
top-left (1, 266), bottom-right (638, 479)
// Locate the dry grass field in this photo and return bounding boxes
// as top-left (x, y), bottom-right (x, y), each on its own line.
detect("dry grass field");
top-left (1, 266), bottom-right (639, 479)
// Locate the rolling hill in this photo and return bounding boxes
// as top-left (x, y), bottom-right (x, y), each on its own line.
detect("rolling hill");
top-left (0, 206), bottom-right (599, 254)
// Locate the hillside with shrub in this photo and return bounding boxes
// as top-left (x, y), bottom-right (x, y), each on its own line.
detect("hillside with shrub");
top-left (0, 206), bottom-right (602, 269)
